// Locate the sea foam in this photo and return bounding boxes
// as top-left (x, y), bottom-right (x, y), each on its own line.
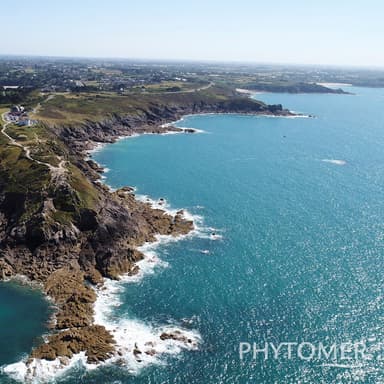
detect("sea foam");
top-left (321, 159), bottom-right (347, 166)
top-left (2, 201), bottom-right (206, 383)
top-left (2, 127), bottom-right (218, 383)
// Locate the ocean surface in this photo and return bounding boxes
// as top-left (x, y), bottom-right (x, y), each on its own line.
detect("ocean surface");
top-left (2, 86), bottom-right (384, 383)
top-left (0, 282), bottom-right (50, 373)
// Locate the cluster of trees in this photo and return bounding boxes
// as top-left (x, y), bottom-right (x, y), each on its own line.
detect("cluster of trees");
top-left (0, 88), bottom-right (37, 105)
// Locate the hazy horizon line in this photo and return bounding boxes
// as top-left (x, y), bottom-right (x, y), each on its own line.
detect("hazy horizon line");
top-left (1, 53), bottom-right (384, 71)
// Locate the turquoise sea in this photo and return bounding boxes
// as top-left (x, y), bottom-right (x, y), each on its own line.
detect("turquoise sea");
top-left (2, 86), bottom-right (384, 383)
top-left (0, 282), bottom-right (50, 373)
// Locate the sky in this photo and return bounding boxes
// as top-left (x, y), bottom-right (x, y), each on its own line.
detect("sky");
top-left (1, 0), bottom-right (383, 67)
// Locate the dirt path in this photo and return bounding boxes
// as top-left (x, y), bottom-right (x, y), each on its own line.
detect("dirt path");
top-left (1, 113), bottom-right (32, 158)
top-left (31, 94), bottom-right (55, 115)
top-left (1, 96), bottom-right (66, 184)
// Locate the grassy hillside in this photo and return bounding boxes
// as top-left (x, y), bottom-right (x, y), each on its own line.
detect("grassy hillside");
top-left (35, 85), bottom-right (262, 125)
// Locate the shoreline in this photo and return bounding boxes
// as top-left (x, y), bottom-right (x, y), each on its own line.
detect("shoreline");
top-left (316, 82), bottom-right (353, 87)
top-left (171, 112), bottom-right (312, 121)
top-left (4, 229), bottom-right (203, 382)
top-left (236, 85), bottom-right (351, 95)
top-left (3, 120), bottom-right (210, 382)
top-left (83, 109), bottom-right (302, 166)
top-left (236, 88), bottom-right (267, 95)
top-left (84, 122), bottom-right (211, 378)
top-left (2, 107), bottom-right (291, 382)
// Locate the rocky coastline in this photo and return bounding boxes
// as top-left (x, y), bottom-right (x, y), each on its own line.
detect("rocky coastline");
top-left (0, 96), bottom-right (293, 378)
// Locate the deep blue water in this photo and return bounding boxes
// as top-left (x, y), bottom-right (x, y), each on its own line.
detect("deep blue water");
top-left (3, 86), bottom-right (384, 383)
top-left (0, 282), bottom-right (50, 380)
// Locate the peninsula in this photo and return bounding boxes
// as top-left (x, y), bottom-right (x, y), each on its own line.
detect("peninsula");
top-left (0, 76), bottom-right (292, 374)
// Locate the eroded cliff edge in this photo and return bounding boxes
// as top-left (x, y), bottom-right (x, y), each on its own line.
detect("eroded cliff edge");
top-left (0, 91), bottom-right (292, 365)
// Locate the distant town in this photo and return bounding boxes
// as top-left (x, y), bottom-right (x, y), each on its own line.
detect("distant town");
top-left (1, 56), bottom-right (384, 108)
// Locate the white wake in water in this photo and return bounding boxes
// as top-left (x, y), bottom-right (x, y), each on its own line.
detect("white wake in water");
top-left (321, 159), bottom-right (347, 166)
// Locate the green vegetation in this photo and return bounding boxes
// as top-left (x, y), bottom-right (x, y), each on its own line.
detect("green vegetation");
top-left (0, 107), bottom-right (8, 117)
top-left (236, 81), bottom-right (347, 94)
top-left (0, 144), bottom-right (50, 194)
top-left (0, 88), bottom-right (44, 109)
top-left (5, 123), bottom-right (64, 167)
top-left (0, 139), bottom-right (50, 224)
top-left (67, 164), bottom-right (99, 210)
top-left (133, 80), bottom-right (210, 93)
top-left (7, 123), bottom-right (45, 142)
top-left (35, 85), bottom-right (242, 125)
top-left (1, 115), bottom-right (99, 226)
top-left (4, 57), bottom-right (343, 235)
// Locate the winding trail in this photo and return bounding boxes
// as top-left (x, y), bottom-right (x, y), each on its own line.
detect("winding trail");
top-left (1, 96), bottom-right (66, 184)
top-left (192, 81), bottom-right (214, 92)
top-left (31, 94), bottom-right (55, 115)
top-left (1, 113), bottom-right (15, 144)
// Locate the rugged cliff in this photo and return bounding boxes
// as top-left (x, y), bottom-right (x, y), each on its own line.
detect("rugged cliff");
top-left (0, 91), bottom-right (292, 364)
top-left (57, 96), bottom-right (289, 152)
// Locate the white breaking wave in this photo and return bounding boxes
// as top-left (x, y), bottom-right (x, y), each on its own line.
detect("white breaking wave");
top-left (284, 112), bottom-right (313, 119)
top-left (136, 196), bottom-right (224, 244)
top-left (2, 238), bottom-right (201, 383)
top-left (2, 352), bottom-right (90, 383)
top-left (2, 129), bottom-right (224, 383)
top-left (2, 202), bottom-right (206, 383)
top-left (321, 363), bottom-right (362, 369)
top-left (321, 159), bottom-right (347, 166)
top-left (93, 276), bottom-right (201, 369)
top-left (136, 194), bottom-right (204, 232)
